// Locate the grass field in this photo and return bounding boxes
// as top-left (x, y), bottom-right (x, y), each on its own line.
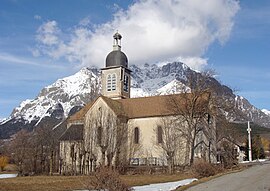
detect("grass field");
top-left (0, 173), bottom-right (193, 191)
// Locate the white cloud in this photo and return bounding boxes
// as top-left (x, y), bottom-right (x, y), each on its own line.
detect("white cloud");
top-left (35, 0), bottom-right (240, 70)
top-left (0, 53), bottom-right (40, 65)
top-left (31, 48), bottom-right (40, 57)
top-left (79, 17), bottom-right (91, 26)
top-left (177, 57), bottom-right (208, 71)
top-left (36, 20), bottom-right (60, 46)
top-left (0, 53), bottom-right (64, 69)
top-left (34, 15), bottom-right (42, 20)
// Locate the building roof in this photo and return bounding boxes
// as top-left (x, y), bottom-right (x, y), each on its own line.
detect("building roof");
top-left (59, 124), bottom-right (84, 141)
top-left (105, 50), bottom-right (128, 68)
top-left (68, 98), bottom-right (96, 123)
top-left (68, 93), bottom-right (210, 122)
top-left (116, 93), bottom-right (210, 119)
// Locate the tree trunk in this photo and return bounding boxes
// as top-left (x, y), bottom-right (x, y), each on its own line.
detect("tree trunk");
top-left (49, 150), bottom-right (53, 176)
top-left (208, 141), bottom-right (211, 163)
top-left (167, 158), bottom-right (172, 174)
top-left (90, 158), bottom-right (93, 173)
top-left (102, 151), bottom-right (106, 166)
top-left (106, 152), bottom-right (114, 167)
top-left (190, 137), bottom-right (196, 165)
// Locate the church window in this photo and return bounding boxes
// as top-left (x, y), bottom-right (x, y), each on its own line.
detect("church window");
top-left (111, 73), bottom-right (116, 91)
top-left (157, 126), bottom-right (163, 144)
top-left (107, 74), bottom-right (112, 91)
top-left (134, 127), bottom-right (139, 144)
top-left (120, 68), bottom-right (123, 81)
top-left (123, 75), bottom-right (129, 92)
top-left (107, 73), bottom-right (117, 91)
top-left (97, 126), bottom-right (102, 145)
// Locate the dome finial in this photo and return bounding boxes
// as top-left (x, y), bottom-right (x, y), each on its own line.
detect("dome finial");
top-left (113, 31), bottom-right (122, 50)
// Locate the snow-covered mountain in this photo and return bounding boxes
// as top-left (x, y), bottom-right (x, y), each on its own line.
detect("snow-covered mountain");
top-left (130, 63), bottom-right (191, 97)
top-left (262, 109), bottom-right (270, 116)
top-left (234, 96), bottom-right (270, 127)
top-left (9, 67), bottom-right (100, 123)
top-left (0, 67), bottom-right (100, 138)
top-left (1, 62), bottom-right (270, 139)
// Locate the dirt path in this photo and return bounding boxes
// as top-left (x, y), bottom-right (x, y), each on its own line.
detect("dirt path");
top-left (186, 162), bottom-right (270, 191)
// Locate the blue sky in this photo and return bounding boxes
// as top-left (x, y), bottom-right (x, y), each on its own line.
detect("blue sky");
top-left (0, 0), bottom-right (269, 119)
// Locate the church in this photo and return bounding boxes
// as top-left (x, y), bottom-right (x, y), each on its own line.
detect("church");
top-left (59, 32), bottom-right (216, 175)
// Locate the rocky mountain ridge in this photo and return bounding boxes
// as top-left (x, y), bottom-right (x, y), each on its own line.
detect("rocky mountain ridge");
top-left (0, 62), bottom-right (269, 139)
top-left (262, 109), bottom-right (270, 116)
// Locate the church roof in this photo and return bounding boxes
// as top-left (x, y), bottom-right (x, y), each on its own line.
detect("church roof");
top-left (105, 50), bottom-right (128, 68)
top-left (116, 93), bottom-right (210, 119)
top-left (59, 124), bottom-right (84, 141)
top-left (67, 93), bottom-right (210, 122)
top-left (68, 97), bottom-right (97, 123)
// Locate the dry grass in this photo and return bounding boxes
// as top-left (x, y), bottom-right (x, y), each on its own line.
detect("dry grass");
top-left (0, 173), bottom-right (193, 191)
top-left (0, 166), bottom-right (247, 191)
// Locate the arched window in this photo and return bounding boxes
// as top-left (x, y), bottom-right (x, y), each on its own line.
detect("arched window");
top-left (123, 75), bottom-right (129, 92)
top-left (111, 73), bottom-right (116, 91)
top-left (134, 127), bottom-right (139, 144)
top-left (107, 74), bottom-right (112, 91)
top-left (157, 126), bottom-right (163, 144)
top-left (107, 73), bottom-right (117, 91)
top-left (97, 126), bottom-right (102, 145)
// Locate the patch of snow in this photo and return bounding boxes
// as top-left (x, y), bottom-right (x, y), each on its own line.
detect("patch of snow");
top-left (131, 88), bottom-right (150, 98)
top-left (74, 178), bottom-right (197, 191)
top-left (0, 117), bottom-right (12, 125)
top-left (0, 118), bottom-right (6, 124)
top-left (52, 120), bottom-right (64, 130)
top-left (132, 178), bottom-right (197, 191)
top-left (262, 109), bottom-right (270, 116)
top-left (156, 79), bottom-right (191, 95)
top-left (0, 174), bottom-right (18, 179)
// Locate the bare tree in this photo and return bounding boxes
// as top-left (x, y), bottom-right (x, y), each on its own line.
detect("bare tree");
top-left (167, 70), bottom-right (217, 165)
top-left (84, 116), bottom-right (99, 173)
top-left (85, 107), bottom-right (127, 169)
top-left (34, 124), bottom-right (59, 175)
top-left (9, 129), bottom-right (31, 175)
top-left (156, 117), bottom-right (182, 174)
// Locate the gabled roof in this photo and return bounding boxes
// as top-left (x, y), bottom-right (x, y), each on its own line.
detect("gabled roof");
top-left (67, 93), bottom-right (210, 122)
top-left (68, 97), bottom-right (98, 123)
top-left (116, 95), bottom-right (174, 118)
top-left (117, 93), bottom-right (210, 119)
top-left (59, 124), bottom-right (84, 141)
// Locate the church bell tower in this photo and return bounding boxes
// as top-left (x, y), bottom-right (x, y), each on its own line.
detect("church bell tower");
top-left (101, 32), bottom-right (131, 99)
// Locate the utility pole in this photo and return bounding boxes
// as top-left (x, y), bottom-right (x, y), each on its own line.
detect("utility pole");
top-left (247, 121), bottom-right (252, 162)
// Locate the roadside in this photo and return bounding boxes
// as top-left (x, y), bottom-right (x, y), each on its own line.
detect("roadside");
top-left (0, 173), bottom-right (194, 191)
top-left (1, 161), bottom-right (267, 191)
top-left (182, 161), bottom-right (270, 191)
